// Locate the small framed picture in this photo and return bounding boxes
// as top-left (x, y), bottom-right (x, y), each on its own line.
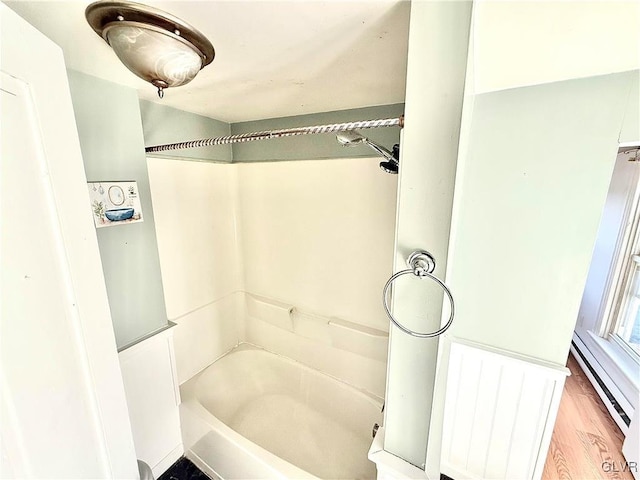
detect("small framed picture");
top-left (88, 181), bottom-right (143, 228)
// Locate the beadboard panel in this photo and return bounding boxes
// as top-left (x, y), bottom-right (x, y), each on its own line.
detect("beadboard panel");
top-left (441, 340), bottom-right (568, 480)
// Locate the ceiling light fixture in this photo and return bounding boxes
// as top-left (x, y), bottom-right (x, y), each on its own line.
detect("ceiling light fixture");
top-left (86, 1), bottom-right (215, 98)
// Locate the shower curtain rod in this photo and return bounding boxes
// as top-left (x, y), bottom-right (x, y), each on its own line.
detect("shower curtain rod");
top-left (145, 115), bottom-right (404, 153)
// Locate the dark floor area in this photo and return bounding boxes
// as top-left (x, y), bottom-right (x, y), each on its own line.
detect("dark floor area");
top-left (158, 456), bottom-right (455, 480)
top-left (158, 457), bottom-right (210, 480)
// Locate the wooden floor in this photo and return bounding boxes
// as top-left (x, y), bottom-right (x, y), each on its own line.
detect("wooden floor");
top-left (542, 353), bottom-right (633, 480)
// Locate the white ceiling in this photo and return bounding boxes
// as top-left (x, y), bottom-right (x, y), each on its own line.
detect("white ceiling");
top-left (5, 0), bottom-right (411, 123)
top-left (471, 0), bottom-right (640, 94)
top-left (5, 1), bottom-right (639, 124)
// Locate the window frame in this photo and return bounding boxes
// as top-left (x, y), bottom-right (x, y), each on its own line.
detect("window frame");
top-left (600, 147), bottom-right (640, 364)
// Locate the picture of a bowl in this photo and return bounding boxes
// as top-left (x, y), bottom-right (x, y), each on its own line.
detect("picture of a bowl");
top-left (105, 207), bottom-right (134, 222)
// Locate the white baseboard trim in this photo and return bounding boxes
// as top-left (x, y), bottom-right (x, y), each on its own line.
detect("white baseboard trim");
top-left (441, 462), bottom-right (482, 480)
top-left (186, 450), bottom-right (223, 480)
top-left (152, 443), bottom-right (184, 479)
top-left (368, 427), bottom-right (430, 480)
top-left (570, 335), bottom-right (631, 435)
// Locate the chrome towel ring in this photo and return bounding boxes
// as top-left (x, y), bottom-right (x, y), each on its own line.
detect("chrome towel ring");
top-left (382, 250), bottom-right (455, 338)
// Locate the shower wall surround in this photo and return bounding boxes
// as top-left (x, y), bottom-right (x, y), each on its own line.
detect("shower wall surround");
top-left (146, 159), bottom-right (243, 384)
top-left (67, 71), bottom-right (168, 349)
top-left (145, 104), bottom-right (402, 397)
top-left (237, 157), bottom-right (397, 396)
top-left (237, 159), bottom-right (397, 332)
top-left (147, 156), bottom-right (397, 396)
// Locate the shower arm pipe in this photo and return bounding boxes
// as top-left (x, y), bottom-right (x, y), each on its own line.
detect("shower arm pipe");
top-left (145, 115), bottom-right (404, 153)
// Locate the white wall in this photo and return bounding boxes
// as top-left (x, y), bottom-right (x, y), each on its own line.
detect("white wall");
top-left (621, 72), bottom-right (640, 145)
top-left (436, 71), bottom-right (639, 480)
top-left (147, 158), bottom-right (244, 384)
top-left (1, 5), bottom-right (138, 477)
top-left (382, 1), bottom-right (472, 472)
top-left (446, 70), bottom-right (638, 366)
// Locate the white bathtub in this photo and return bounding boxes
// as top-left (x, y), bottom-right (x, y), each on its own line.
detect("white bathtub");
top-left (180, 344), bottom-right (383, 479)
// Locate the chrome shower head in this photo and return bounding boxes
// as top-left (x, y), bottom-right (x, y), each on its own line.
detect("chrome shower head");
top-left (336, 131), bottom-right (366, 146)
top-left (379, 145), bottom-right (400, 174)
top-left (378, 161), bottom-right (397, 174)
top-left (336, 130), bottom-right (400, 174)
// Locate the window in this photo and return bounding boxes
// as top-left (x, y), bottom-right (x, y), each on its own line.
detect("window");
top-left (611, 255), bottom-right (640, 356)
top-left (572, 146), bottom-right (640, 436)
top-left (608, 238), bottom-right (640, 358)
top-left (602, 147), bottom-right (640, 360)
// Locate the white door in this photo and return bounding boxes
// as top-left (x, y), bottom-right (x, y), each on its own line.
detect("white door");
top-left (0, 5), bottom-right (138, 478)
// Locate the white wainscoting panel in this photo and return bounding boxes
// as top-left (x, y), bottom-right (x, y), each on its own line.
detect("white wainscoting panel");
top-left (119, 327), bottom-right (183, 478)
top-left (441, 339), bottom-right (569, 480)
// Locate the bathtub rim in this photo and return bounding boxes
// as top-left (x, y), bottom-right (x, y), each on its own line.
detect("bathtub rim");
top-left (186, 342), bottom-right (385, 406)
top-left (180, 342), bottom-right (383, 479)
top-left (181, 398), bottom-right (314, 480)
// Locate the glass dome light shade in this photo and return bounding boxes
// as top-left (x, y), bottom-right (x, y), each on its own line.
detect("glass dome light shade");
top-left (85, 1), bottom-right (215, 98)
top-left (104, 22), bottom-right (203, 89)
